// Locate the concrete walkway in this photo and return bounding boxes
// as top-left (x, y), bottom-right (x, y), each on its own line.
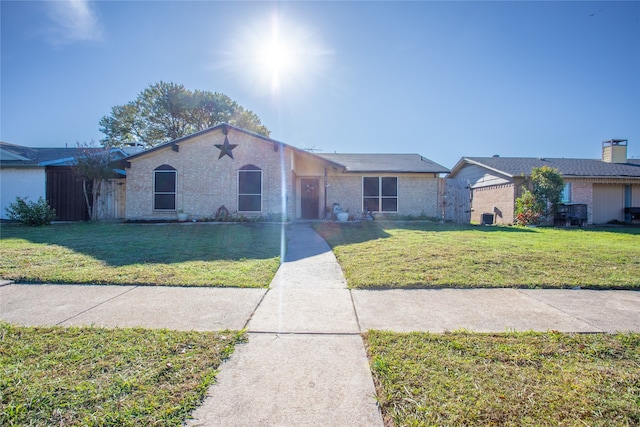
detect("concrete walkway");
top-left (186, 223), bottom-right (381, 426)
top-left (1, 222), bottom-right (639, 426)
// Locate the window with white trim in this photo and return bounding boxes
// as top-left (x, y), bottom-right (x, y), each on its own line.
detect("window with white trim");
top-left (363, 177), bottom-right (398, 212)
top-left (154, 165), bottom-right (177, 210)
top-left (238, 165), bottom-right (262, 212)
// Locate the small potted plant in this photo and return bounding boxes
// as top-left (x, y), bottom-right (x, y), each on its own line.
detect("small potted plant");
top-left (177, 209), bottom-right (188, 222)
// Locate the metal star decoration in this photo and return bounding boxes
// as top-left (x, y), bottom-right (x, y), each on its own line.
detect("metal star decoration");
top-left (215, 136), bottom-right (238, 159)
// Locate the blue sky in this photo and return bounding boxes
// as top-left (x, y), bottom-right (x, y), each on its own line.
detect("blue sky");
top-left (2, 1), bottom-right (639, 168)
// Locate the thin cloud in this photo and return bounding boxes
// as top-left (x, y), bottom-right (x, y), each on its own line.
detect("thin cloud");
top-left (46, 0), bottom-right (104, 45)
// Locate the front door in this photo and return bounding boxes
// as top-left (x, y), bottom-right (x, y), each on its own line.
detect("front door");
top-left (301, 178), bottom-right (320, 219)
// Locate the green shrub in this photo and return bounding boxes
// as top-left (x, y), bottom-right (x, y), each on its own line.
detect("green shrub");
top-left (5, 196), bottom-right (57, 226)
top-left (514, 190), bottom-right (542, 226)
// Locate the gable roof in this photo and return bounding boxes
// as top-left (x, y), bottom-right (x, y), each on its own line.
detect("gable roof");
top-left (317, 153), bottom-right (449, 174)
top-left (124, 123), bottom-right (284, 161)
top-left (123, 123), bottom-right (446, 174)
top-left (0, 141), bottom-right (128, 168)
top-left (123, 123), bottom-right (346, 170)
top-left (450, 156), bottom-right (640, 179)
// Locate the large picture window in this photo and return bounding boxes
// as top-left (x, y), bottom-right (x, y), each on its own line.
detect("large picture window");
top-left (154, 165), bottom-right (177, 210)
top-left (238, 165), bottom-right (262, 212)
top-left (363, 177), bottom-right (398, 212)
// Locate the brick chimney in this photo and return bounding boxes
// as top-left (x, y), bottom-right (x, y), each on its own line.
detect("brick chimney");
top-left (602, 139), bottom-right (628, 163)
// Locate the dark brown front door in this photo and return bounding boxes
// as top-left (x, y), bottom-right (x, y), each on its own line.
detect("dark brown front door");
top-left (301, 178), bottom-right (320, 219)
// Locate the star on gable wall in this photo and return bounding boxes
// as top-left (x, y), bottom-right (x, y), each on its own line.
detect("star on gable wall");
top-left (215, 136), bottom-right (238, 159)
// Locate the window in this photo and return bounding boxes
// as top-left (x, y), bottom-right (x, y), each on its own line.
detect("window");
top-left (363, 177), bottom-right (398, 212)
top-left (154, 165), bottom-right (177, 210)
top-left (238, 165), bottom-right (262, 212)
top-left (561, 183), bottom-right (571, 203)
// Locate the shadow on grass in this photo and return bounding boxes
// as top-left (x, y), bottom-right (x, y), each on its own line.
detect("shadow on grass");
top-left (0, 222), bottom-right (282, 267)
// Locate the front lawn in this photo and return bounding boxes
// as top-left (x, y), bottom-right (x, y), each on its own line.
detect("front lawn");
top-left (365, 330), bottom-right (640, 426)
top-left (0, 222), bottom-right (282, 287)
top-left (313, 222), bottom-right (640, 289)
top-left (0, 322), bottom-right (243, 426)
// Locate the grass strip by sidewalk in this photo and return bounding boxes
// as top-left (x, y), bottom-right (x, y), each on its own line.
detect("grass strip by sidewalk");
top-left (313, 222), bottom-right (640, 289)
top-left (0, 222), bottom-right (282, 287)
top-left (364, 330), bottom-right (640, 427)
top-left (0, 322), bottom-right (244, 426)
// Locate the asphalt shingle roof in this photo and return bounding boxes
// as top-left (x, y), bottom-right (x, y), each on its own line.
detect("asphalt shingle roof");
top-left (317, 153), bottom-right (450, 174)
top-left (0, 141), bottom-right (131, 167)
top-left (1, 142), bottom-right (126, 167)
top-left (463, 156), bottom-right (640, 178)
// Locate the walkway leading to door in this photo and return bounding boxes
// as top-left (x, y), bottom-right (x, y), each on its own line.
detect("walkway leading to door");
top-left (186, 222), bottom-right (383, 426)
top-left (1, 222), bottom-right (639, 426)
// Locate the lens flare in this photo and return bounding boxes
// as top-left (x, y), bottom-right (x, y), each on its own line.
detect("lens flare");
top-left (221, 11), bottom-right (332, 98)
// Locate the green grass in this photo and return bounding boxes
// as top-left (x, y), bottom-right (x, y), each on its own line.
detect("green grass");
top-left (0, 222), bottom-right (282, 287)
top-left (0, 322), bottom-right (243, 426)
top-left (313, 222), bottom-right (640, 289)
top-left (365, 330), bottom-right (640, 427)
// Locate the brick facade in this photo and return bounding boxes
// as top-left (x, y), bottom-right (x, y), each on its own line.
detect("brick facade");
top-left (566, 179), bottom-right (593, 223)
top-left (125, 126), bottom-right (446, 221)
top-left (326, 172), bottom-right (441, 218)
top-left (470, 183), bottom-right (516, 224)
top-left (125, 128), bottom-right (294, 220)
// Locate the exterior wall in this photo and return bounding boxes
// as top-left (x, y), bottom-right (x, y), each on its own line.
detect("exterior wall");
top-left (470, 183), bottom-right (516, 224)
top-left (325, 172), bottom-right (441, 217)
top-left (633, 184), bottom-right (640, 207)
top-left (125, 128), bottom-right (294, 220)
top-left (564, 179), bottom-right (593, 224)
top-left (452, 164), bottom-right (511, 188)
top-left (593, 184), bottom-right (624, 224)
top-left (326, 174), bottom-right (363, 215)
top-left (0, 167), bottom-right (45, 219)
top-left (568, 179), bottom-right (640, 225)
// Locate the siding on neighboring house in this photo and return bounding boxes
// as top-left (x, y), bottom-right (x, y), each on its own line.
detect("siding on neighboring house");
top-left (1, 143), bottom-right (129, 221)
top-left (0, 167), bottom-right (45, 219)
top-left (451, 163), bottom-right (511, 189)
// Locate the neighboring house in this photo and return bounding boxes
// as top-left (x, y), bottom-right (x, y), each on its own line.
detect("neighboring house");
top-left (447, 139), bottom-right (640, 225)
top-left (0, 142), bottom-right (129, 221)
top-left (124, 124), bottom-right (449, 221)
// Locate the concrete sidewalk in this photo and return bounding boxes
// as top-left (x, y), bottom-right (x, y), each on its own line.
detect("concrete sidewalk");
top-left (186, 222), bottom-right (382, 426)
top-left (3, 284), bottom-right (637, 334)
top-left (1, 222), bottom-right (639, 426)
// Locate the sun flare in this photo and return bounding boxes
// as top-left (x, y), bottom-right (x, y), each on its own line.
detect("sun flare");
top-left (257, 23), bottom-right (299, 92)
top-left (225, 12), bottom-right (331, 97)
